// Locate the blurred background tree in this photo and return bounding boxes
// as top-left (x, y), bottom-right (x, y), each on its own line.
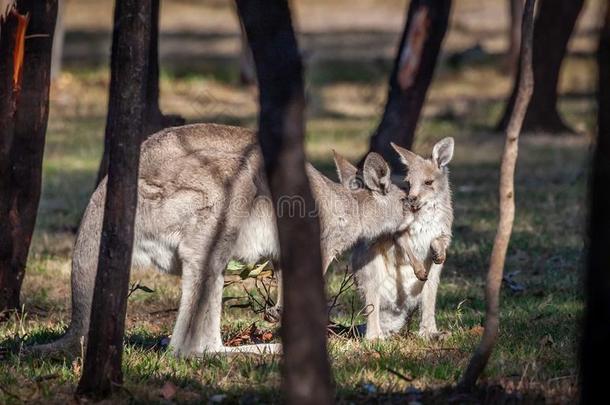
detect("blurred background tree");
top-left (498, 0), bottom-right (585, 133)
top-left (581, 0), bottom-right (610, 401)
top-left (366, 0), bottom-right (451, 172)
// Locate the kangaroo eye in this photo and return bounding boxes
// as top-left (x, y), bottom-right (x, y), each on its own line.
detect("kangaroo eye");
top-left (424, 179), bottom-right (434, 186)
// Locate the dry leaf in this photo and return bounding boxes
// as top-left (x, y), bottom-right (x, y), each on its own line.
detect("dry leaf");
top-left (469, 325), bottom-right (484, 336)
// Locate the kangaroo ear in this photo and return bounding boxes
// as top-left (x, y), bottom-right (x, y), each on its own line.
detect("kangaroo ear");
top-left (391, 142), bottom-right (419, 169)
top-left (333, 150), bottom-right (359, 188)
top-left (362, 152), bottom-right (391, 194)
top-left (432, 137), bottom-right (454, 169)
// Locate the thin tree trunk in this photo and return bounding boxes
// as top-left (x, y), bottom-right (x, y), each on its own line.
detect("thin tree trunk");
top-left (234, 1), bottom-right (255, 86)
top-left (76, 0), bottom-right (149, 398)
top-left (96, 0), bottom-right (182, 184)
top-left (366, 0), bottom-right (451, 173)
top-left (142, 0), bottom-right (184, 134)
top-left (497, 0), bottom-right (584, 134)
top-left (0, 0), bottom-right (57, 316)
top-left (580, 1), bottom-right (610, 402)
top-left (144, 0), bottom-right (161, 125)
top-left (505, 0), bottom-right (524, 76)
top-left (50, 0), bottom-right (64, 79)
top-left (458, 0), bottom-right (534, 392)
top-left (236, 1), bottom-right (333, 404)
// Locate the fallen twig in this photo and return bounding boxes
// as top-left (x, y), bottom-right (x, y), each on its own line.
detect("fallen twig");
top-left (385, 367), bottom-right (414, 382)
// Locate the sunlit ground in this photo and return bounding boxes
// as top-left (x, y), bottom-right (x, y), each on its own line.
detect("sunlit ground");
top-left (0, 0), bottom-right (600, 402)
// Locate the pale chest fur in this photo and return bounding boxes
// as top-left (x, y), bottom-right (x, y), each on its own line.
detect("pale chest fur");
top-left (372, 200), bottom-right (452, 330)
top-left (408, 202), bottom-right (451, 261)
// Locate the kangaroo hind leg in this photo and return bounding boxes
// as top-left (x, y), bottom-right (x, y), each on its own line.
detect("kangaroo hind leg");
top-left (170, 228), bottom-right (237, 357)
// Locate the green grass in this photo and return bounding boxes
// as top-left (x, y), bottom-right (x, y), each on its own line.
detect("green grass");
top-left (0, 40), bottom-right (593, 404)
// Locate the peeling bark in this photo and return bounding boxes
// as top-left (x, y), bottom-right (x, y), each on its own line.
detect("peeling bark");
top-left (0, 0), bottom-right (57, 316)
top-left (366, 0), bottom-right (451, 173)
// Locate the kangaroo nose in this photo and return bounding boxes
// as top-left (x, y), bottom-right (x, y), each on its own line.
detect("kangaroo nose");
top-left (407, 196), bottom-right (419, 205)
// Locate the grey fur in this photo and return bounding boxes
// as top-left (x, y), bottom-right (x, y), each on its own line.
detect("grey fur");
top-left (352, 138), bottom-right (454, 340)
top-left (32, 123), bottom-right (411, 356)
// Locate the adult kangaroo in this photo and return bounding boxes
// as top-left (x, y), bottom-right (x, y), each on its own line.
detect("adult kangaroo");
top-left (33, 123), bottom-right (413, 357)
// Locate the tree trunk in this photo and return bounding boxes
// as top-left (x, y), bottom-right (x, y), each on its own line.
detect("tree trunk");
top-left (0, 7), bottom-right (22, 316)
top-left (497, 0), bottom-right (584, 133)
top-left (76, 0), bottom-right (149, 398)
top-left (144, 0), bottom-right (161, 126)
top-left (366, 0), bottom-right (451, 173)
top-left (458, 0), bottom-right (534, 393)
top-left (234, 2), bottom-right (255, 86)
top-left (0, 0), bottom-right (57, 316)
top-left (96, 0), bottom-right (183, 184)
top-left (236, 1), bottom-right (333, 404)
top-left (505, 0), bottom-right (524, 76)
top-left (50, 0), bottom-right (64, 79)
top-left (142, 0), bottom-right (184, 134)
top-left (580, 1), bottom-right (610, 402)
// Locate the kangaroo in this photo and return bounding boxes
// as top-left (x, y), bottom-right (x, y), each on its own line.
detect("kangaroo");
top-left (31, 123), bottom-right (412, 357)
top-left (352, 138), bottom-right (454, 340)
top-left (263, 150), bottom-right (421, 323)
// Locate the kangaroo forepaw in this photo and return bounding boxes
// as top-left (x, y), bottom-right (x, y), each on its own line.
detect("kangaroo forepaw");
top-left (413, 265), bottom-right (429, 281)
top-left (432, 251), bottom-right (446, 265)
top-left (430, 240), bottom-right (447, 265)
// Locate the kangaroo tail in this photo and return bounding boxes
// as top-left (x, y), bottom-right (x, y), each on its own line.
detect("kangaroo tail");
top-left (28, 179), bottom-right (107, 355)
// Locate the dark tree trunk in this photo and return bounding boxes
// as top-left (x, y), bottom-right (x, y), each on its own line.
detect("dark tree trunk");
top-left (0, 7), bottom-right (23, 316)
top-left (505, 0), bottom-right (524, 76)
top-left (366, 0), bottom-right (451, 173)
top-left (0, 10), bottom-right (20, 240)
top-left (76, 0), bottom-right (149, 398)
top-left (96, 0), bottom-right (183, 184)
top-left (0, 0), bottom-right (57, 316)
top-left (580, 2), bottom-right (610, 402)
top-left (236, 1), bottom-right (333, 404)
top-left (497, 0), bottom-right (585, 133)
top-left (142, 0), bottom-right (184, 134)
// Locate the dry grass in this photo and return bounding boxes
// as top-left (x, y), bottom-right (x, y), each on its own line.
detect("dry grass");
top-left (0, 0), bottom-right (599, 402)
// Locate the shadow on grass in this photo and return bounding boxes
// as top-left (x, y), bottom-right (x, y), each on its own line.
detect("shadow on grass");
top-left (0, 329), bottom-right (552, 404)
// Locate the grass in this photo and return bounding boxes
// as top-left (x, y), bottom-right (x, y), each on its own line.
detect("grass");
top-left (0, 0), bottom-right (596, 401)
